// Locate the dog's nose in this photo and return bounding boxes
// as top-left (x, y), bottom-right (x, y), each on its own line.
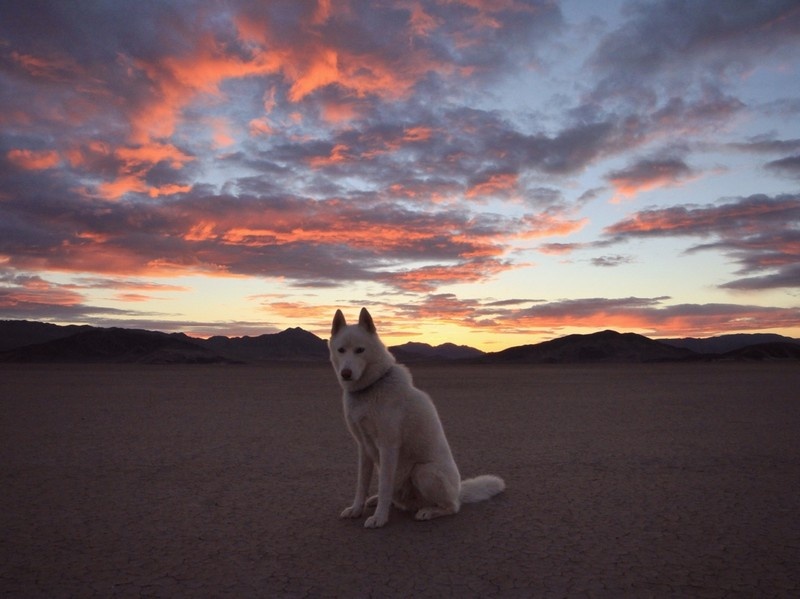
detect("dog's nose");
top-left (341, 368), bottom-right (352, 380)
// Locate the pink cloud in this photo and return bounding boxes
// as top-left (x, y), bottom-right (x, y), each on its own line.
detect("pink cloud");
top-left (606, 158), bottom-right (697, 203)
top-left (6, 149), bottom-right (61, 170)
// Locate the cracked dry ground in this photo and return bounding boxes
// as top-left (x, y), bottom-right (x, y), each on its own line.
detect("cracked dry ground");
top-left (2, 363), bottom-right (799, 597)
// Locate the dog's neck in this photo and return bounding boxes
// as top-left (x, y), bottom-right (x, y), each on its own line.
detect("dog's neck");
top-left (348, 364), bottom-right (395, 395)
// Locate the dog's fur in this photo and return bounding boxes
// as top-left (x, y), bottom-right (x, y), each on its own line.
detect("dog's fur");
top-left (329, 308), bottom-right (505, 528)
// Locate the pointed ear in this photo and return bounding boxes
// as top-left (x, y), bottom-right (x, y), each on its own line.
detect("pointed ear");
top-left (331, 309), bottom-right (347, 336)
top-left (358, 307), bottom-right (377, 334)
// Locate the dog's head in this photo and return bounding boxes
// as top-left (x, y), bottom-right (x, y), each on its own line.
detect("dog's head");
top-left (329, 308), bottom-right (393, 391)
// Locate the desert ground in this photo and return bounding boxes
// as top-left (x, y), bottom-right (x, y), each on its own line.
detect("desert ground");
top-left (1, 362), bottom-right (799, 598)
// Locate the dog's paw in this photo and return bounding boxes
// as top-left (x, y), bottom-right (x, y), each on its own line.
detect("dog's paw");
top-left (415, 507), bottom-right (439, 521)
top-left (340, 505), bottom-right (363, 519)
top-left (364, 513), bottom-right (388, 528)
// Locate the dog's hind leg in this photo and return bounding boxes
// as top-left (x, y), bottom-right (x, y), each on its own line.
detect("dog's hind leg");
top-left (411, 463), bottom-right (460, 521)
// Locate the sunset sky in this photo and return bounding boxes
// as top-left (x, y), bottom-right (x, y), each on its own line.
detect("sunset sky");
top-left (1, 0), bottom-right (799, 350)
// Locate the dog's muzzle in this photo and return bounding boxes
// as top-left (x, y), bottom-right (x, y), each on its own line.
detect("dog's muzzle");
top-left (340, 368), bottom-right (353, 381)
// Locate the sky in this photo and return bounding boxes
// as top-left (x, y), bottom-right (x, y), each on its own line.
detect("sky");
top-left (1, 0), bottom-right (800, 350)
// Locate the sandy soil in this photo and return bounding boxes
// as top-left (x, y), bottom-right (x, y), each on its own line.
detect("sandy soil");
top-left (1, 362), bottom-right (799, 598)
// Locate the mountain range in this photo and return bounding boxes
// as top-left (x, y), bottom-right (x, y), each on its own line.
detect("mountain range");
top-left (1, 320), bottom-right (799, 364)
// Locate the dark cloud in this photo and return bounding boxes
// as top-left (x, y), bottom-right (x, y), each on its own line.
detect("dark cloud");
top-left (591, 255), bottom-right (634, 268)
top-left (720, 264), bottom-right (800, 291)
top-left (765, 155), bottom-right (800, 179)
top-left (728, 137), bottom-right (800, 154)
top-left (588, 0), bottom-right (800, 97)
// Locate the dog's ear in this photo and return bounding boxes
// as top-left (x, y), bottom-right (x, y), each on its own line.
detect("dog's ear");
top-left (331, 309), bottom-right (347, 336)
top-left (358, 307), bottom-right (377, 334)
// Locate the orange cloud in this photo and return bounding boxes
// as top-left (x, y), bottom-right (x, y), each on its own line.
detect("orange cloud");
top-left (607, 158), bottom-right (697, 203)
top-left (407, 1), bottom-right (441, 36)
top-left (308, 143), bottom-right (352, 167)
top-left (148, 184), bottom-right (192, 198)
top-left (210, 118), bottom-right (235, 147)
top-left (287, 48), bottom-right (340, 102)
top-left (249, 117), bottom-right (274, 136)
top-left (234, 12), bottom-right (445, 106)
top-left (466, 172), bottom-right (518, 198)
top-left (96, 175), bottom-right (148, 199)
top-left (114, 293), bottom-right (155, 302)
top-left (312, 0), bottom-right (333, 25)
top-left (387, 259), bottom-right (511, 292)
top-left (11, 51), bottom-right (83, 82)
top-left (93, 142), bottom-right (194, 200)
top-left (116, 143), bottom-right (194, 169)
top-left (7, 148), bottom-right (61, 170)
top-left (403, 126), bottom-right (433, 142)
top-left (482, 295), bottom-right (800, 338)
top-left (0, 276), bottom-right (84, 308)
top-left (129, 32), bottom-right (284, 143)
top-left (517, 214), bottom-right (589, 239)
top-left (319, 99), bottom-right (362, 124)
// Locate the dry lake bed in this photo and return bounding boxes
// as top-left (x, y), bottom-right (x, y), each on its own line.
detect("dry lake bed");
top-left (1, 363), bottom-right (799, 597)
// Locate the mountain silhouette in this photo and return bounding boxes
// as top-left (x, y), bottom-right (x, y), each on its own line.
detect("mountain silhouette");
top-left (0, 320), bottom-right (92, 351)
top-left (202, 327), bottom-right (328, 361)
top-left (715, 342), bottom-right (800, 362)
top-left (479, 330), bottom-right (694, 364)
top-left (389, 342), bottom-right (485, 362)
top-left (1, 321), bottom-right (798, 364)
top-left (660, 333), bottom-right (800, 354)
top-left (0, 327), bottom-right (231, 364)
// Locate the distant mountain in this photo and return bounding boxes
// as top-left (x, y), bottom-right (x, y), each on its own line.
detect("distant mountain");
top-left (0, 321), bottom-right (329, 363)
top-left (201, 327), bottom-right (328, 361)
top-left (0, 327), bottom-right (232, 364)
top-left (479, 330), bottom-right (695, 364)
top-left (661, 333), bottom-right (800, 354)
top-left (715, 342), bottom-right (800, 362)
top-left (0, 320), bottom-right (92, 351)
top-left (1, 321), bottom-right (798, 364)
top-left (389, 341), bottom-right (484, 362)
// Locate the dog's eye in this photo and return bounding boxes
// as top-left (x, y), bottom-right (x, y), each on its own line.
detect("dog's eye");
top-left (337, 347), bottom-right (345, 353)
top-left (355, 347), bottom-right (365, 354)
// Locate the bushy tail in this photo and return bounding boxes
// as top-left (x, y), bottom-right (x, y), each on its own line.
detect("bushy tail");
top-left (459, 474), bottom-right (505, 504)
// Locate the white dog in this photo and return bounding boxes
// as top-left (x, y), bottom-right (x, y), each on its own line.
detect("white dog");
top-left (329, 308), bottom-right (505, 528)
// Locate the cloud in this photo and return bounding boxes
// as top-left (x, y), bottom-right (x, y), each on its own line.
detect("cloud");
top-left (606, 157), bottom-right (697, 202)
top-left (587, 1), bottom-right (800, 100)
top-left (728, 137), bottom-right (800, 154)
top-left (0, 270), bottom-right (131, 321)
top-left (494, 296), bottom-right (800, 337)
top-left (765, 154), bottom-right (800, 179)
top-left (1, 178), bottom-right (573, 290)
top-left (6, 148), bottom-right (61, 170)
top-left (604, 193), bottom-right (800, 290)
top-left (385, 293), bottom-right (800, 338)
top-left (591, 255), bottom-right (634, 268)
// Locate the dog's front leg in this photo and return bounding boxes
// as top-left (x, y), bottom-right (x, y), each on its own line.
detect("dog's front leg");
top-left (341, 444), bottom-right (373, 518)
top-left (364, 443), bottom-right (398, 528)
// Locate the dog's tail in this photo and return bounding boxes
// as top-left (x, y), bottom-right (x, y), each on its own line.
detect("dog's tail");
top-left (459, 474), bottom-right (505, 504)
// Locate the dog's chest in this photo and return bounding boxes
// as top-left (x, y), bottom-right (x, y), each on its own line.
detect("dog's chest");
top-left (344, 394), bottom-right (385, 439)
